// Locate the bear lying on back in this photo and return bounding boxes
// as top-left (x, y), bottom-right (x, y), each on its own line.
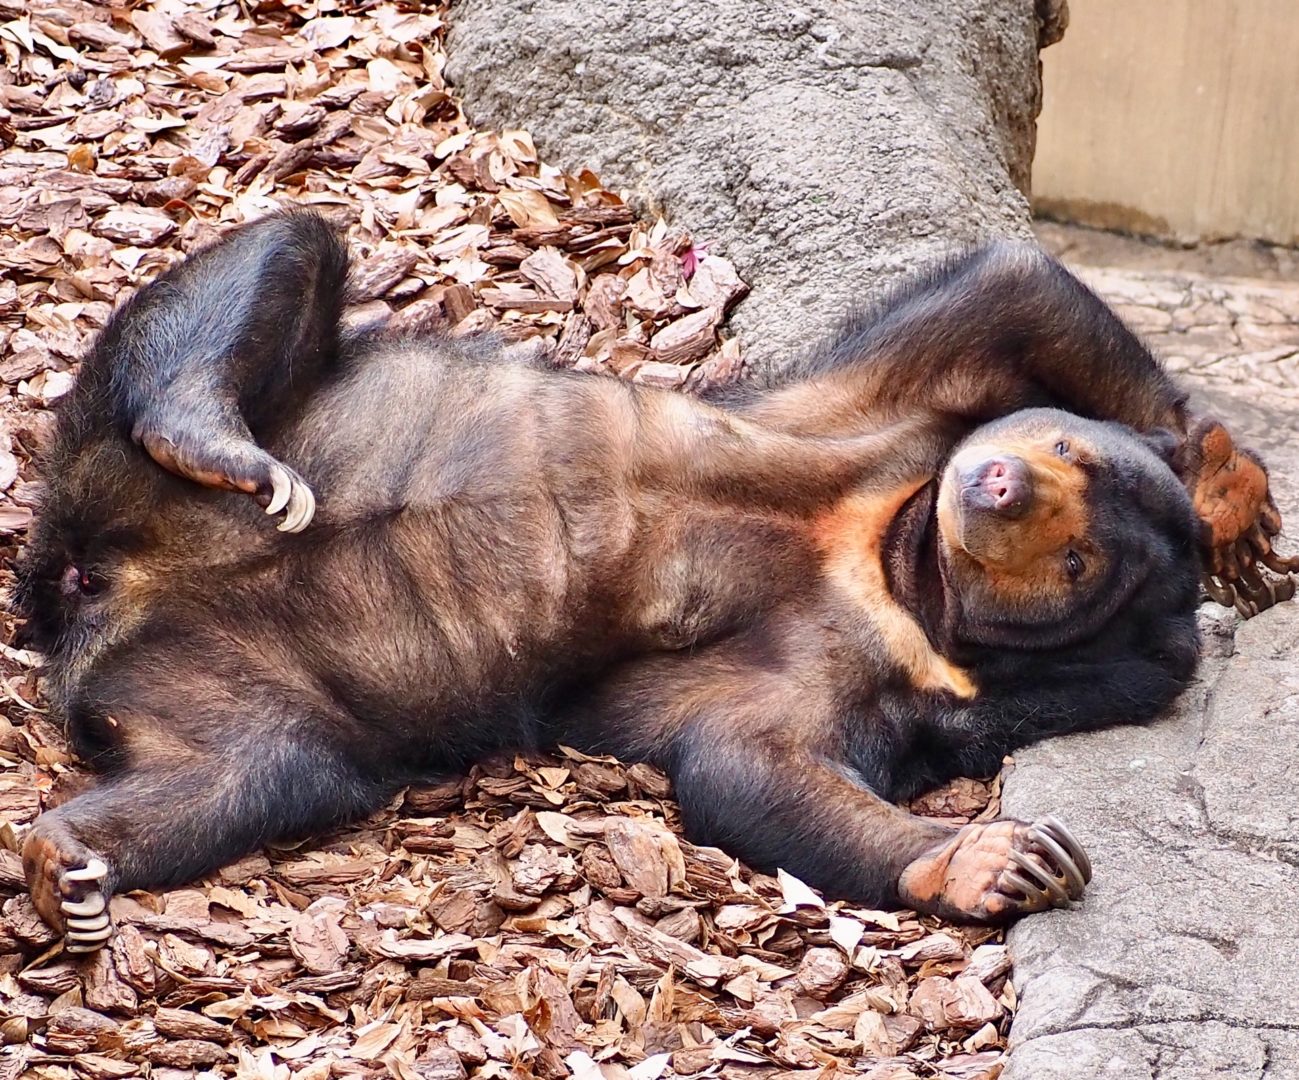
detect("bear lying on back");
top-left (15, 210), bottom-right (1296, 952)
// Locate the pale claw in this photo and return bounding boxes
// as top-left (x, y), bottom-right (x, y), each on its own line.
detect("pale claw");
top-left (63, 858), bottom-right (108, 882)
top-left (265, 463), bottom-right (316, 533)
top-left (68, 933), bottom-right (112, 953)
top-left (265, 465), bottom-right (292, 516)
top-left (60, 894), bottom-right (106, 918)
top-left (66, 914), bottom-right (110, 933)
top-left (66, 908), bottom-right (113, 950)
top-left (58, 861), bottom-right (113, 953)
top-left (277, 475), bottom-right (316, 533)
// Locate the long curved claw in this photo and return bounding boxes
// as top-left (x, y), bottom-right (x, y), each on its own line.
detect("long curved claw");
top-left (1225, 556), bottom-right (1297, 617)
top-left (65, 914), bottom-right (111, 934)
top-left (265, 465), bottom-right (292, 517)
top-left (1036, 816), bottom-right (1092, 883)
top-left (1202, 573), bottom-right (1238, 608)
top-left (1202, 565), bottom-right (1296, 619)
top-left (64, 903), bottom-right (113, 953)
top-left (63, 858), bottom-right (108, 883)
top-left (57, 858), bottom-right (113, 953)
top-left (262, 462), bottom-right (316, 533)
top-left (899, 818), bottom-right (1093, 924)
top-left (1239, 563), bottom-right (1276, 612)
top-left (1027, 824), bottom-right (1087, 894)
top-left (1182, 416), bottom-right (1298, 612)
top-left (60, 895), bottom-right (106, 918)
top-left (1007, 849), bottom-right (1071, 906)
top-left (1261, 548), bottom-right (1299, 575)
top-left (1257, 573), bottom-right (1293, 608)
top-left (138, 420), bottom-right (317, 533)
top-left (277, 473), bottom-right (316, 533)
top-left (1002, 869), bottom-right (1052, 908)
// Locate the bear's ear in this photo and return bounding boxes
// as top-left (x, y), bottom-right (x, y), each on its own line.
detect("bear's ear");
top-left (1141, 428), bottom-right (1181, 466)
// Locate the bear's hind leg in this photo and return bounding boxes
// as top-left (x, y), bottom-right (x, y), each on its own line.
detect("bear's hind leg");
top-left (22, 737), bottom-right (393, 953)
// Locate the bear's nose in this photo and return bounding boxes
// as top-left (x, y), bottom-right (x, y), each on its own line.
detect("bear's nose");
top-left (959, 454), bottom-right (1033, 519)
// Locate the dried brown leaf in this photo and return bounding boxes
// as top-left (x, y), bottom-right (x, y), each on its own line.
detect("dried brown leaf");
top-left (289, 897), bottom-right (350, 974)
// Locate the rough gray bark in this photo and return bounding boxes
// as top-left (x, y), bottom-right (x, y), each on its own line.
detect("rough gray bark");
top-left (446, 0), bottom-right (1067, 376)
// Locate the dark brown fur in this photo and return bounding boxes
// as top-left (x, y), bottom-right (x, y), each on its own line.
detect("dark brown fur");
top-left (13, 212), bottom-right (1287, 948)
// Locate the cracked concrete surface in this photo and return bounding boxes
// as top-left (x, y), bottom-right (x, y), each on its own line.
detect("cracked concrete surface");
top-left (1003, 249), bottom-right (1299, 1080)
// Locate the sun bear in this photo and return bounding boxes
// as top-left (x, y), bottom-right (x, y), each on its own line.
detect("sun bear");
top-left (13, 211), bottom-right (1295, 951)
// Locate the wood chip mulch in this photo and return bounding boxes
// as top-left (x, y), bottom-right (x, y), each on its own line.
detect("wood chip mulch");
top-left (0, 1), bottom-right (1013, 1078)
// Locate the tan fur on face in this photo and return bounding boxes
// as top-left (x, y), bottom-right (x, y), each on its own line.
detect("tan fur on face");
top-left (939, 433), bottom-right (1093, 606)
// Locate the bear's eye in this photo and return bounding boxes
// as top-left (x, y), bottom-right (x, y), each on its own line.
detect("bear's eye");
top-left (62, 564), bottom-right (105, 598)
top-left (1065, 550), bottom-right (1085, 580)
top-left (1055, 440), bottom-right (1071, 457)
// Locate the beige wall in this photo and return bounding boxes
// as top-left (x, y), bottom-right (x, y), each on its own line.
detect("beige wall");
top-left (1033, 1), bottom-right (1299, 246)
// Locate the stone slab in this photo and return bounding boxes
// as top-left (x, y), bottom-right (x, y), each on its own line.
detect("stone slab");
top-left (1002, 265), bottom-right (1299, 1080)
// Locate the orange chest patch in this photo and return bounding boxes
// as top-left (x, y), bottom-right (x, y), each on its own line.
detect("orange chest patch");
top-left (812, 480), bottom-right (976, 699)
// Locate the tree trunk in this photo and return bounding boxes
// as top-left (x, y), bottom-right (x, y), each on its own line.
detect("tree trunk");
top-left (446, 0), bottom-right (1069, 376)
